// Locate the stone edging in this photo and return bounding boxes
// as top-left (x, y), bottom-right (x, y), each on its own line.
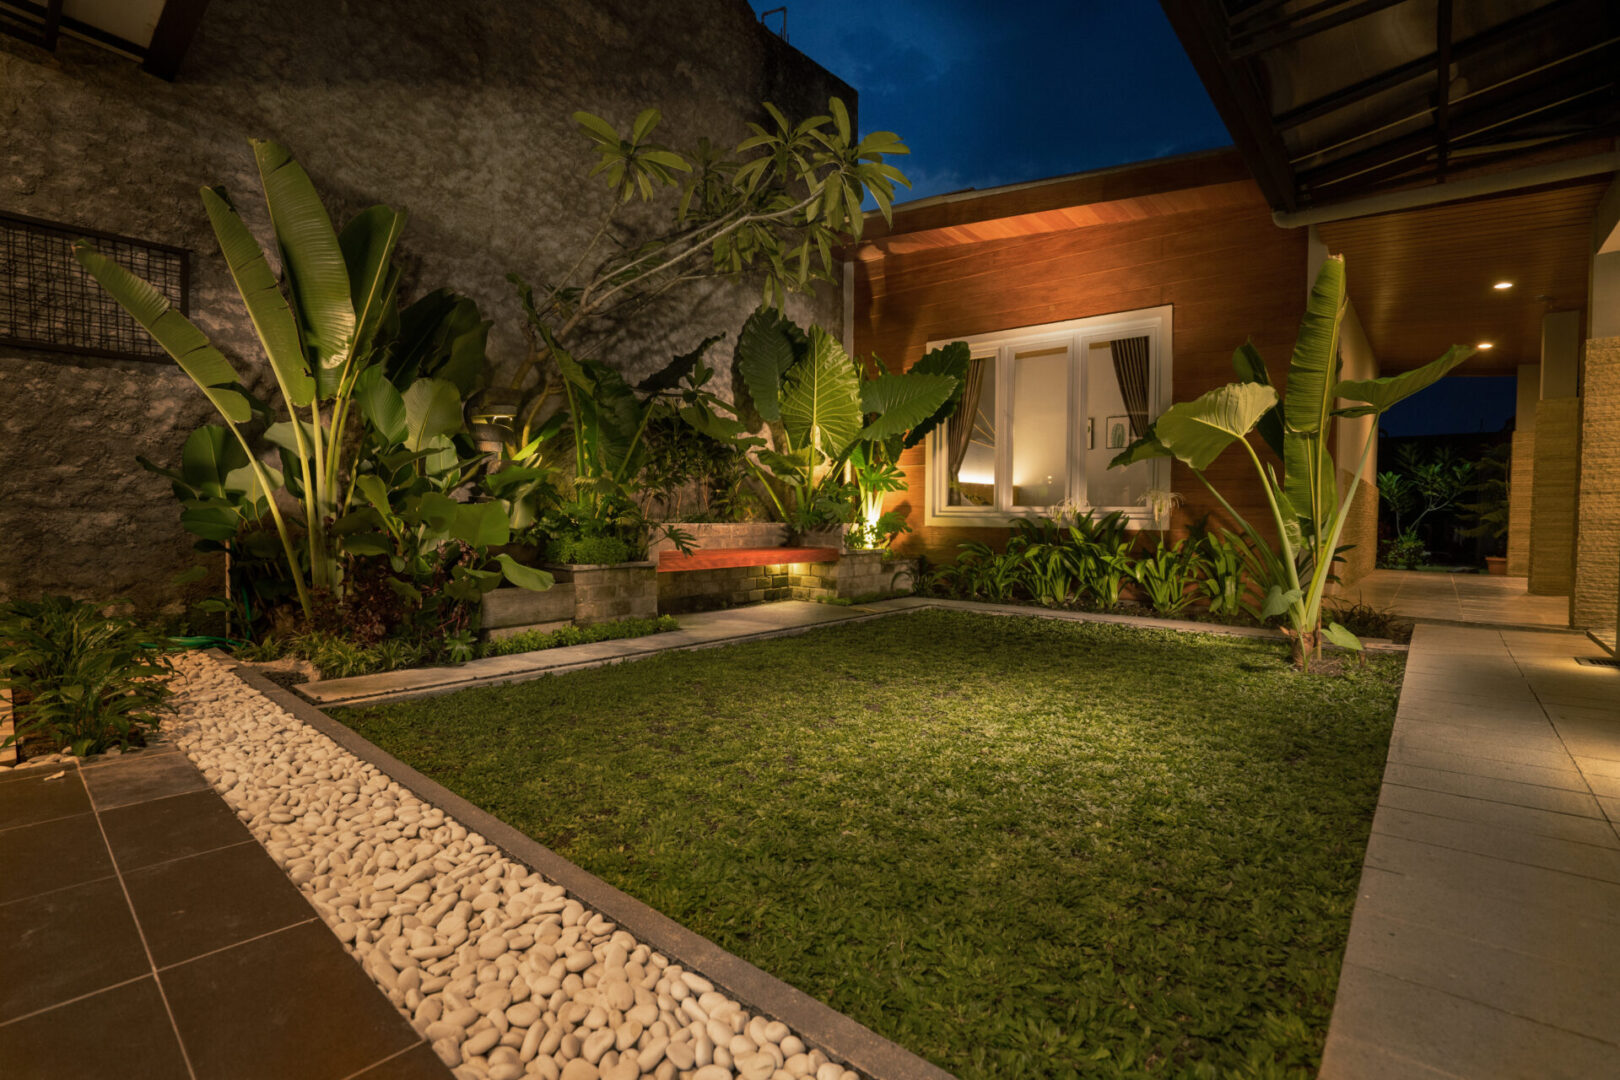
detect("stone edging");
top-left (215, 652), bottom-right (955, 1080)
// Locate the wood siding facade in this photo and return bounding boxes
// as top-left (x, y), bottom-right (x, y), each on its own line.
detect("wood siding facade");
top-left (854, 173), bottom-right (1308, 562)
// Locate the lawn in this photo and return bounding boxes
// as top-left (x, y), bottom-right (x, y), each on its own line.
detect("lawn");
top-left (336, 610), bottom-right (1403, 1079)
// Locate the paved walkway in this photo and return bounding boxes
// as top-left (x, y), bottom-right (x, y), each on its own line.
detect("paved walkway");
top-left (0, 745), bottom-right (448, 1080)
top-left (1338, 570), bottom-right (1569, 629)
top-left (1319, 623), bottom-right (1620, 1079)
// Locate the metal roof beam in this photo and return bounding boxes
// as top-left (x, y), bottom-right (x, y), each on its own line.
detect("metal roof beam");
top-left (1228, 0), bottom-right (1407, 61)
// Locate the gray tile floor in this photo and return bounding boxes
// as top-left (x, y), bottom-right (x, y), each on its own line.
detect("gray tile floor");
top-left (1319, 624), bottom-right (1620, 1079)
top-left (0, 746), bottom-right (447, 1080)
top-left (1337, 570), bottom-right (1570, 629)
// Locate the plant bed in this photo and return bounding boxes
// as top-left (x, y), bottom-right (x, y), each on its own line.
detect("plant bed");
top-left (336, 610), bottom-right (1404, 1078)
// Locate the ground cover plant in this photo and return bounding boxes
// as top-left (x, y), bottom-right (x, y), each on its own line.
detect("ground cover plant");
top-left (337, 610), bottom-right (1403, 1078)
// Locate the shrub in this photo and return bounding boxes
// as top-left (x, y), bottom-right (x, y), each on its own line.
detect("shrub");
top-left (0, 597), bottom-right (172, 757)
top-left (547, 534), bottom-right (634, 566)
top-left (1378, 532), bottom-right (1426, 570)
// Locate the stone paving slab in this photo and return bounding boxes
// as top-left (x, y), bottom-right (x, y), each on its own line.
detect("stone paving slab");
top-left (1320, 623), bottom-right (1620, 1078)
top-left (0, 747), bottom-right (446, 1080)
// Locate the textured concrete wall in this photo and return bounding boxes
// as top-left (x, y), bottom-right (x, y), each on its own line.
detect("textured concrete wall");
top-left (0, 0), bottom-right (850, 612)
top-left (1528, 398), bottom-right (1581, 598)
top-left (564, 563), bottom-right (659, 624)
top-left (1573, 338), bottom-right (1620, 631)
top-left (1507, 429), bottom-right (1535, 576)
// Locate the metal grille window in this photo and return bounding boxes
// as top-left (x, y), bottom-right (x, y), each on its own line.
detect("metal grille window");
top-left (0, 210), bottom-right (189, 363)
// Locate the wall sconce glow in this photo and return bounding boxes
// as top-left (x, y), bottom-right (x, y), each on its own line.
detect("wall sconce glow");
top-left (1476, 341), bottom-right (1495, 350)
top-left (1492, 281), bottom-right (1514, 290)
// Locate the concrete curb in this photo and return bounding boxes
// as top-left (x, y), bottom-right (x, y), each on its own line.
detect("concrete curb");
top-left (295, 597), bottom-right (1407, 709)
top-left (214, 651), bottom-right (956, 1080)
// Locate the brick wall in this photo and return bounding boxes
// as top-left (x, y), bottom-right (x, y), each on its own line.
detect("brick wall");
top-left (1528, 398), bottom-right (1581, 598)
top-left (1507, 429), bottom-right (1536, 576)
top-left (647, 523), bottom-right (788, 558)
top-left (562, 564), bottom-right (659, 625)
top-left (1573, 338), bottom-right (1620, 630)
top-left (657, 554), bottom-right (919, 614)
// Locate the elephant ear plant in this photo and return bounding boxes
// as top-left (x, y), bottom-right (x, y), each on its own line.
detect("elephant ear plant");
top-left (75, 140), bottom-right (546, 622)
top-left (1111, 256), bottom-right (1472, 670)
top-left (727, 306), bottom-right (964, 539)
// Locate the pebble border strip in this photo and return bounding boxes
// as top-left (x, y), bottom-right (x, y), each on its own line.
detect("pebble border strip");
top-left (164, 651), bottom-right (951, 1080)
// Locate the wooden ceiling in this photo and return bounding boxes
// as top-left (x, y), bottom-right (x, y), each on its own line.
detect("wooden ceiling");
top-left (1317, 175), bottom-right (1608, 374)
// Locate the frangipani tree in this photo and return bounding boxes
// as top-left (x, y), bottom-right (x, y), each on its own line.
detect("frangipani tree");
top-left (506, 97), bottom-right (910, 448)
top-left (1110, 255), bottom-right (1472, 669)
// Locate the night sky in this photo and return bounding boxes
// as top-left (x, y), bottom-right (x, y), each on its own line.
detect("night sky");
top-left (748, 0), bottom-right (1229, 202)
top-left (753, 1), bottom-right (1498, 438)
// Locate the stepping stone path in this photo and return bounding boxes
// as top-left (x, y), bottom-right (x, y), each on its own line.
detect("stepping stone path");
top-left (163, 652), bottom-right (863, 1080)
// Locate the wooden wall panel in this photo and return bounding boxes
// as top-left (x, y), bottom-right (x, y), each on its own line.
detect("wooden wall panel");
top-left (855, 183), bottom-right (1309, 563)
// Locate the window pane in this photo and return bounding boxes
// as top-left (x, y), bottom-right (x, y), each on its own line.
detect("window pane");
top-left (1085, 336), bottom-right (1153, 507)
top-left (945, 355), bottom-right (996, 506)
top-left (1011, 346), bottom-right (1069, 508)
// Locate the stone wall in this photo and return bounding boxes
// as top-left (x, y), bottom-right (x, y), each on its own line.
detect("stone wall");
top-left (1573, 338), bottom-right (1620, 631)
top-left (0, 0), bottom-right (850, 612)
top-left (1528, 397), bottom-right (1581, 598)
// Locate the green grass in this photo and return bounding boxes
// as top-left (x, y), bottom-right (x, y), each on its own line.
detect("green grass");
top-left (336, 611), bottom-right (1402, 1079)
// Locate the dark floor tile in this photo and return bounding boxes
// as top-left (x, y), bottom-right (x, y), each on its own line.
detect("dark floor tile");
top-left (82, 751), bottom-right (206, 811)
top-left (0, 876), bottom-right (149, 1022)
top-left (0, 767), bottom-right (89, 829)
top-left (0, 976), bottom-right (190, 1080)
top-left (0, 814), bottom-right (113, 905)
top-left (100, 789), bottom-right (253, 872)
top-left (127, 841), bottom-right (314, 968)
top-left (163, 920), bottom-right (419, 1080)
top-left (348, 1041), bottom-right (455, 1079)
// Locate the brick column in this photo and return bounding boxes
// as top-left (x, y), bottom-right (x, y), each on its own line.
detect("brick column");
top-left (1528, 313), bottom-right (1581, 598)
top-left (1573, 338), bottom-right (1620, 631)
top-left (1506, 364), bottom-right (1538, 576)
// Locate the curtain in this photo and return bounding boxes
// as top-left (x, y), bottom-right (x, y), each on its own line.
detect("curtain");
top-left (948, 356), bottom-right (987, 483)
top-left (1110, 336), bottom-right (1151, 438)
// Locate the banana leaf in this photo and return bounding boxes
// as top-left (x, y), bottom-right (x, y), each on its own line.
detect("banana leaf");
top-left (1231, 341), bottom-right (1284, 460)
top-left (1283, 257), bottom-right (1346, 532)
top-left (1333, 344), bottom-right (1475, 413)
top-left (200, 186), bottom-right (315, 408)
top-left (252, 139), bottom-right (355, 393)
top-left (401, 378), bottom-right (464, 452)
top-left (1142, 383), bottom-right (1278, 471)
top-left (339, 205), bottom-right (406, 368)
top-left (72, 245), bottom-right (251, 424)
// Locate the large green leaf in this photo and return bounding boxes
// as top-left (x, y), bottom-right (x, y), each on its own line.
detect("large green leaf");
top-left (72, 245), bottom-right (251, 423)
top-left (252, 139), bottom-right (355, 391)
top-left (200, 186), bottom-right (315, 407)
top-left (495, 554), bottom-right (554, 592)
top-left (1109, 429), bottom-right (1172, 468)
top-left (781, 327), bottom-right (863, 458)
top-left (401, 378), bottom-right (464, 452)
top-left (1231, 341), bottom-right (1284, 461)
top-left (179, 425), bottom-right (247, 498)
top-left (353, 365), bottom-right (408, 445)
top-left (902, 341), bottom-right (971, 449)
top-left (1333, 344), bottom-right (1475, 413)
top-left (735, 306), bottom-right (805, 423)
top-left (857, 372), bottom-right (957, 443)
top-left (339, 205), bottom-right (406, 368)
top-left (1283, 257), bottom-right (1346, 529)
top-left (450, 501), bottom-right (509, 549)
top-left (1148, 383), bottom-right (1278, 471)
top-left (263, 418), bottom-right (321, 455)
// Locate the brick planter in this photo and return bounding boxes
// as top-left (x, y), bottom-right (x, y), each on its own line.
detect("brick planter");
top-left (647, 521), bottom-right (787, 557)
top-left (547, 561), bottom-right (658, 625)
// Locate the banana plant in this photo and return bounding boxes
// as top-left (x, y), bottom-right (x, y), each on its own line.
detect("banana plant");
top-left (1110, 255), bottom-right (1472, 670)
top-left (74, 140), bottom-right (403, 617)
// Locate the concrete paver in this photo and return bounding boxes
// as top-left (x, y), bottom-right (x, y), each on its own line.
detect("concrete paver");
top-left (1320, 623), bottom-right (1620, 1078)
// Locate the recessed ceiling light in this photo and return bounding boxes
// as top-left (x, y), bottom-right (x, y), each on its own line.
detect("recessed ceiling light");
top-left (1477, 341), bottom-right (1495, 350)
top-left (1493, 281), bottom-right (1514, 290)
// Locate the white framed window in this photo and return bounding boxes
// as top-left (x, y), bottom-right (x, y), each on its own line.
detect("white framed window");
top-left (925, 305), bottom-right (1173, 528)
